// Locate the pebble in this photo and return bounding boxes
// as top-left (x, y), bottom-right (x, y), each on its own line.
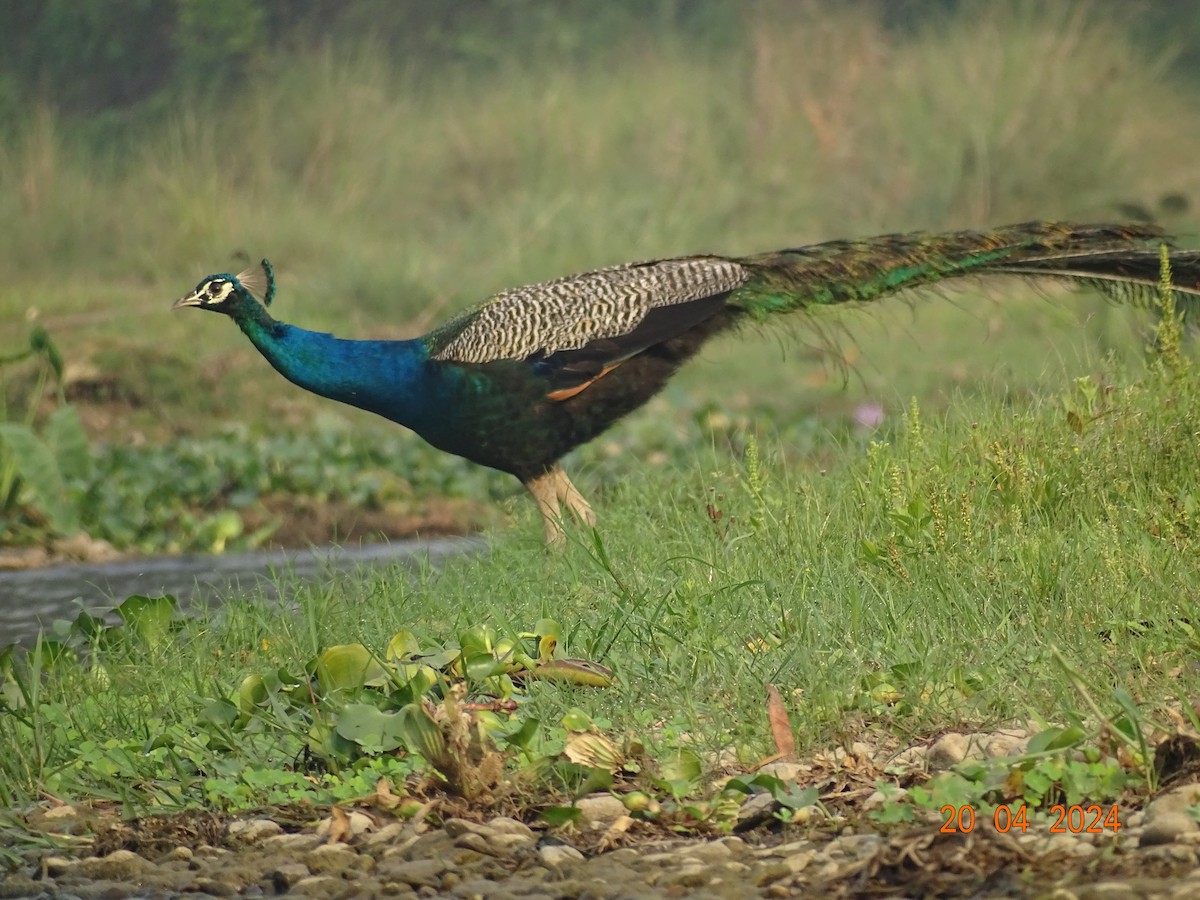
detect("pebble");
top-left (272, 862), bottom-right (312, 890)
top-left (926, 733), bottom-right (970, 769)
top-left (227, 817), bottom-right (283, 843)
top-left (576, 794), bottom-right (628, 826)
top-left (539, 844), bottom-right (585, 867)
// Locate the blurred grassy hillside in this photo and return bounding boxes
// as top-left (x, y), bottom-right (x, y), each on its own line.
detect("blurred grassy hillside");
top-left (2, 0), bottom-right (1199, 444)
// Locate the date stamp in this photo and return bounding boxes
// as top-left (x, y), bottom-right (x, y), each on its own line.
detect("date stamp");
top-left (940, 804), bottom-right (1121, 834)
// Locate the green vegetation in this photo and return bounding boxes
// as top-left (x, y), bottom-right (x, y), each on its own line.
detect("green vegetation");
top-left (2, 0), bottom-right (1200, 857)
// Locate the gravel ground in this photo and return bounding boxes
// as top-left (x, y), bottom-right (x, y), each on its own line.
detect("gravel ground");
top-left (5, 731), bottom-right (1200, 899)
top-left (5, 794), bottom-right (1200, 899)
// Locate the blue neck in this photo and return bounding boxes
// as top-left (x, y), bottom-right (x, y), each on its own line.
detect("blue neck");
top-left (232, 303), bottom-right (438, 428)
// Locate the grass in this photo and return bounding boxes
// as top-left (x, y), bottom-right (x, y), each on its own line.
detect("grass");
top-left (2, 0), bottom-right (1200, 843)
top-left (3, 330), bottom-right (1199, 823)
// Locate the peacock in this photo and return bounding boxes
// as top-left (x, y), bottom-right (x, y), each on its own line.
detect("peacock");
top-left (174, 222), bottom-right (1200, 544)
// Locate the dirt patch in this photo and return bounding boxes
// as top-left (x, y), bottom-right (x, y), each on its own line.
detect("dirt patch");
top-left (241, 493), bottom-right (489, 549)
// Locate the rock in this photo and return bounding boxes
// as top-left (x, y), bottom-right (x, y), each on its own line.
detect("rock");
top-left (485, 816), bottom-right (534, 839)
top-left (305, 842), bottom-right (369, 876)
top-left (190, 876), bottom-right (239, 896)
top-left (227, 817), bottom-right (283, 843)
top-left (682, 840), bottom-right (732, 863)
top-left (453, 832), bottom-right (497, 856)
top-left (782, 850), bottom-right (814, 874)
top-left (272, 862), bottom-right (312, 890)
top-left (576, 794), bottom-right (627, 827)
top-left (825, 834), bottom-right (882, 859)
top-left (443, 817), bottom-right (485, 838)
top-left (42, 855), bottom-right (75, 876)
top-left (983, 730), bottom-right (1029, 758)
top-left (754, 862), bottom-right (794, 886)
top-left (76, 849), bottom-right (152, 880)
top-left (539, 844), bottom-right (585, 867)
top-left (1141, 784), bottom-right (1200, 846)
top-left (377, 857), bottom-right (446, 888)
top-left (886, 746), bottom-right (927, 772)
top-left (289, 875), bottom-right (345, 896)
top-left (363, 821), bottom-right (407, 847)
top-left (0, 876), bottom-right (41, 899)
top-left (261, 832), bottom-right (322, 852)
top-left (1141, 812), bottom-right (1200, 847)
top-left (160, 846), bottom-right (193, 862)
top-left (926, 733), bottom-right (970, 769)
top-left (451, 877), bottom-right (513, 897)
top-left (489, 833), bottom-right (536, 854)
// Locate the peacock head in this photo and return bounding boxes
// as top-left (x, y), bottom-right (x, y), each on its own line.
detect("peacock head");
top-left (173, 259), bottom-right (276, 314)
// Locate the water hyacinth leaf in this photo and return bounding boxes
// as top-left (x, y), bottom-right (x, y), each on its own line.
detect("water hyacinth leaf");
top-left (237, 673), bottom-right (270, 715)
top-left (69, 610), bottom-right (107, 642)
top-left (535, 659), bottom-right (614, 687)
top-left (386, 630), bottom-right (421, 662)
top-left (463, 650), bottom-right (508, 682)
top-left (418, 645), bottom-right (461, 670)
top-left (499, 715), bottom-right (541, 752)
top-left (114, 595), bottom-right (177, 648)
top-left (44, 405), bottom-right (91, 482)
top-left (314, 643), bottom-right (390, 692)
top-left (0, 424), bottom-right (78, 533)
top-left (336, 703), bottom-right (405, 754)
top-left (459, 624), bottom-right (497, 656)
top-left (533, 618), bottom-right (562, 641)
top-left (660, 747), bottom-right (703, 783)
top-left (562, 708), bottom-right (593, 731)
top-left (398, 702), bottom-right (446, 761)
top-left (398, 663), bottom-right (438, 698)
top-left (202, 697), bottom-right (239, 728)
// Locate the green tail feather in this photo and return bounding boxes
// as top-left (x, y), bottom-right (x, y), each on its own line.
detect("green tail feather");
top-left (731, 221), bottom-right (1200, 322)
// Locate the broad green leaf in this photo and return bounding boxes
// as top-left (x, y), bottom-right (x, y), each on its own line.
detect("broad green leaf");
top-left (464, 650), bottom-right (507, 681)
top-left (44, 405), bottom-right (91, 482)
top-left (237, 674), bottom-right (270, 715)
top-left (459, 625), bottom-right (496, 656)
top-left (336, 703), bottom-right (405, 754)
top-left (1027, 725), bottom-right (1085, 755)
top-left (397, 702), bottom-right (445, 761)
top-left (386, 630), bottom-right (421, 662)
top-left (0, 423), bottom-right (77, 533)
top-left (115, 595), bottom-right (177, 648)
top-left (660, 748), bottom-right (703, 785)
top-left (540, 806), bottom-right (583, 827)
top-left (562, 708), bottom-right (593, 731)
top-left (313, 643), bottom-right (390, 692)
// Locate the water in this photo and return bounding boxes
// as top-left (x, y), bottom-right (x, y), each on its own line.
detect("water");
top-left (0, 538), bottom-right (482, 646)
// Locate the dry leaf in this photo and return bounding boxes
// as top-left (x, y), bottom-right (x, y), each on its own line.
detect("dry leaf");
top-left (766, 683), bottom-right (796, 761)
top-left (564, 730), bottom-right (624, 773)
top-left (325, 806), bottom-right (352, 844)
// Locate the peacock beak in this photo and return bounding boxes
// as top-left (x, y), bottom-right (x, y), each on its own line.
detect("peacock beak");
top-left (172, 292), bottom-right (205, 310)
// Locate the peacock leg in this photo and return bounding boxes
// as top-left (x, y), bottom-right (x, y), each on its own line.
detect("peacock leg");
top-left (523, 464), bottom-right (596, 545)
top-left (524, 468), bottom-right (568, 546)
top-left (553, 467), bottom-right (596, 528)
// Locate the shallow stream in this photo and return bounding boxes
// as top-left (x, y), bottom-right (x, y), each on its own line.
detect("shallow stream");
top-left (0, 538), bottom-right (481, 645)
